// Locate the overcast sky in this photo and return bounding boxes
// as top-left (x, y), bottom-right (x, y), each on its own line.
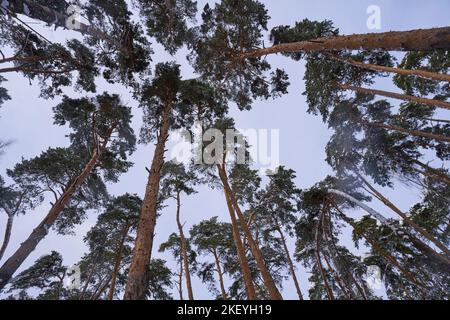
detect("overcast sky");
top-left (0, 0), bottom-right (449, 299)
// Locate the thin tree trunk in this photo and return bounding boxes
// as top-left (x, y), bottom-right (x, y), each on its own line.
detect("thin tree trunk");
top-left (107, 221), bottom-right (131, 300)
top-left (362, 120), bottom-right (450, 143)
top-left (178, 258), bottom-right (184, 300)
top-left (0, 214), bottom-right (14, 262)
top-left (124, 101), bottom-right (172, 300)
top-left (274, 223), bottom-right (303, 300)
top-left (355, 172), bottom-right (450, 257)
top-left (338, 83), bottom-right (450, 111)
top-left (315, 210), bottom-right (335, 300)
top-left (333, 204), bottom-right (429, 293)
top-left (321, 250), bottom-right (353, 299)
top-left (218, 165), bottom-right (283, 300)
top-left (212, 248), bottom-right (227, 299)
top-left (237, 27), bottom-right (450, 60)
top-left (219, 166), bottom-right (256, 300)
top-left (176, 191), bottom-right (194, 300)
top-left (326, 53), bottom-right (450, 83)
top-left (0, 138), bottom-right (107, 290)
top-left (91, 275), bottom-right (112, 300)
top-left (323, 210), bottom-right (368, 300)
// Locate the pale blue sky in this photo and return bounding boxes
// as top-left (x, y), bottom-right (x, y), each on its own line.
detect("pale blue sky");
top-left (0, 0), bottom-right (449, 299)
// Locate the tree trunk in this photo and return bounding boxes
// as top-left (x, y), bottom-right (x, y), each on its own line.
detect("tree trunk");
top-left (321, 250), bottom-right (353, 299)
top-left (238, 27), bottom-right (450, 60)
top-left (218, 165), bottom-right (283, 300)
top-left (334, 205), bottom-right (429, 293)
top-left (91, 275), bottom-right (112, 300)
top-left (355, 172), bottom-right (450, 258)
top-left (274, 223), bottom-right (303, 300)
top-left (412, 159), bottom-right (450, 185)
top-left (0, 214), bottom-right (14, 262)
top-left (326, 53), bottom-right (450, 83)
top-left (338, 83), bottom-right (450, 111)
top-left (323, 210), bottom-right (368, 300)
top-left (176, 191), bottom-right (194, 300)
top-left (0, 146), bottom-right (102, 290)
top-left (219, 166), bottom-right (256, 300)
top-left (212, 248), bottom-right (227, 300)
top-left (107, 221), bottom-right (131, 300)
top-left (124, 101), bottom-right (172, 300)
top-left (315, 210), bottom-right (335, 300)
top-left (362, 120), bottom-right (450, 143)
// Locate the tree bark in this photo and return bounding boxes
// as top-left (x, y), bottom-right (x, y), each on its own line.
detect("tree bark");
top-left (124, 101), bottom-right (172, 300)
top-left (212, 248), bottom-right (227, 300)
top-left (219, 165), bottom-right (256, 300)
top-left (218, 165), bottom-right (283, 300)
top-left (0, 214), bottom-right (14, 262)
top-left (338, 83), bottom-right (450, 111)
top-left (362, 120), bottom-right (450, 143)
top-left (326, 53), bottom-right (450, 83)
top-left (237, 27), bottom-right (450, 60)
top-left (107, 221), bottom-right (131, 300)
top-left (176, 191), bottom-right (194, 300)
top-left (0, 143), bottom-right (104, 290)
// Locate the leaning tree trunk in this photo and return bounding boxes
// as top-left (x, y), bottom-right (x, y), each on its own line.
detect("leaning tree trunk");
top-left (338, 83), bottom-right (450, 111)
top-left (361, 120), bottom-right (450, 143)
top-left (315, 210), bottom-right (335, 300)
top-left (0, 214), bottom-right (14, 262)
top-left (272, 220), bottom-right (303, 300)
top-left (321, 251), bottom-right (353, 299)
top-left (176, 191), bottom-right (194, 300)
top-left (326, 53), bottom-right (450, 83)
top-left (219, 166), bottom-right (256, 300)
top-left (212, 248), bottom-right (228, 299)
top-left (124, 101), bottom-right (172, 300)
top-left (412, 159), bottom-right (450, 185)
top-left (108, 221), bottom-right (131, 300)
top-left (0, 144), bottom-right (104, 290)
top-left (237, 27), bottom-right (450, 60)
top-left (355, 172), bottom-right (450, 258)
top-left (218, 165), bottom-right (283, 300)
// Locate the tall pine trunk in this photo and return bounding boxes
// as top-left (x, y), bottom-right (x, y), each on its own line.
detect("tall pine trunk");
top-left (338, 83), bottom-right (450, 111)
top-left (176, 191), bottom-right (194, 300)
top-left (238, 27), bottom-right (450, 59)
top-left (124, 101), bottom-right (172, 300)
top-left (218, 165), bottom-right (283, 300)
top-left (0, 214), bottom-right (14, 262)
top-left (108, 221), bottom-right (131, 300)
top-left (0, 145), bottom-right (103, 290)
top-left (315, 210), bottom-right (335, 300)
top-left (326, 53), bottom-right (450, 82)
top-left (219, 165), bottom-right (256, 300)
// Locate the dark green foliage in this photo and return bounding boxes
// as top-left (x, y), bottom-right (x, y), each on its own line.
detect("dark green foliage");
top-left (8, 251), bottom-right (67, 300)
top-left (137, 0), bottom-right (197, 54)
top-left (147, 259), bottom-right (173, 300)
top-left (189, 0), bottom-right (289, 110)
